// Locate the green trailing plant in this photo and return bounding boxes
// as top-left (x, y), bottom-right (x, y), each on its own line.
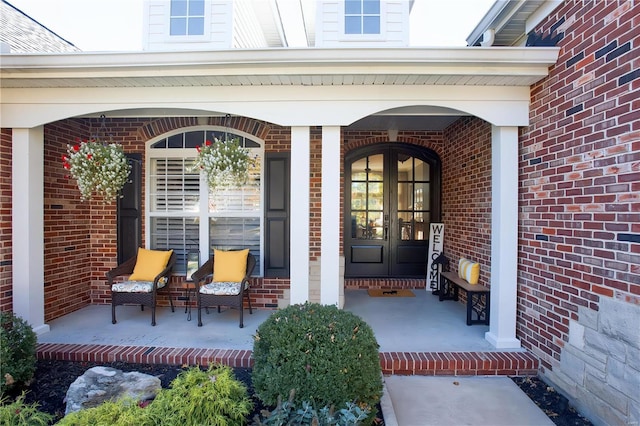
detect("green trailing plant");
top-left (0, 312), bottom-right (37, 395)
top-left (192, 138), bottom-right (256, 189)
top-left (62, 139), bottom-right (131, 203)
top-left (252, 302), bottom-right (383, 415)
top-left (0, 393), bottom-right (53, 426)
top-left (145, 364), bottom-right (252, 426)
top-left (253, 389), bottom-right (370, 426)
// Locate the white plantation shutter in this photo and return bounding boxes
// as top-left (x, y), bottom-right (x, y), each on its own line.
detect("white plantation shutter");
top-left (150, 158), bottom-right (199, 212)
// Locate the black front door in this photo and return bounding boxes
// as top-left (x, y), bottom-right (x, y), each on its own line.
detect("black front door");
top-left (345, 144), bottom-right (441, 277)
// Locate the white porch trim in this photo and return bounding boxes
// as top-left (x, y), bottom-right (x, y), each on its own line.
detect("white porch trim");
top-left (12, 127), bottom-right (49, 335)
top-left (289, 126), bottom-right (310, 304)
top-left (485, 125), bottom-right (521, 349)
top-left (320, 126), bottom-right (341, 306)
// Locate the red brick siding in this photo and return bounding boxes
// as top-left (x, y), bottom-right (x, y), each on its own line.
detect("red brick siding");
top-left (0, 129), bottom-right (12, 313)
top-left (519, 0), bottom-right (640, 371)
top-left (442, 118), bottom-right (493, 288)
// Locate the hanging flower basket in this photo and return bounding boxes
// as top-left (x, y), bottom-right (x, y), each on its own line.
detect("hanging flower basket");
top-left (62, 138), bottom-right (131, 203)
top-left (193, 138), bottom-right (255, 189)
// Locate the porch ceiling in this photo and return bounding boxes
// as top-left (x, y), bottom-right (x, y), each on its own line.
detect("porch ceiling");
top-left (0, 47), bottom-right (560, 89)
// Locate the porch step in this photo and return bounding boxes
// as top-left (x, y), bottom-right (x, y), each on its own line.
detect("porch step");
top-left (37, 343), bottom-right (538, 376)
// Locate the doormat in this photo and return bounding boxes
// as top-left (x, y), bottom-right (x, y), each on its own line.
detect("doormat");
top-left (367, 289), bottom-right (415, 297)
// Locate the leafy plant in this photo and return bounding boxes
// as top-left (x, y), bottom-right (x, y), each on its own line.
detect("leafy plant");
top-left (145, 364), bottom-right (252, 425)
top-left (252, 302), bottom-right (383, 415)
top-left (55, 397), bottom-right (144, 426)
top-left (62, 139), bottom-right (131, 202)
top-left (253, 389), bottom-right (370, 426)
top-left (0, 312), bottom-right (37, 395)
top-left (0, 393), bottom-right (53, 425)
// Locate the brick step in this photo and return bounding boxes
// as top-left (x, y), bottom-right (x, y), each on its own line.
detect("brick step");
top-left (37, 343), bottom-right (538, 376)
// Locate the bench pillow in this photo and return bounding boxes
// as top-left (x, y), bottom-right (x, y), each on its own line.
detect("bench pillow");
top-left (129, 248), bottom-right (173, 282)
top-left (458, 257), bottom-right (480, 285)
top-left (213, 249), bottom-right (249, 283)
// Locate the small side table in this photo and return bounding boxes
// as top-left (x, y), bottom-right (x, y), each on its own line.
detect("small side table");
top-left (177, 281), bottom-right (197, 321)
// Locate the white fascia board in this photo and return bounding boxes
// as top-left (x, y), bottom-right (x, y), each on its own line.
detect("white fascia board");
top-left (0, 47), bottom-right (559, 79)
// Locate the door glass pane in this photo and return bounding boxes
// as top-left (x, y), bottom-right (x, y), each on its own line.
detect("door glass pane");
top-left (351, 154), bottom-right (384, 240)
top-left (365, 211), bottom-right (384, 240)
top-left (398, 212), bottom-right (413, 240)
top-left (415, 158), bottom-right (429, 181)
top-left (396, 154), bottom-right (430, 241)
top-left (397, 182), bottom-right (412, 211)
top-left (367, 182), bottom-right (383, 210)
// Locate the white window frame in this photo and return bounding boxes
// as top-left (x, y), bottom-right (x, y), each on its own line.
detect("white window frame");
top-left (145, 125), bottom-right (264, 276)
top-left (164, 0), bottom-right (212, 43)
top-left (340, 0), bottom-right (385, 41)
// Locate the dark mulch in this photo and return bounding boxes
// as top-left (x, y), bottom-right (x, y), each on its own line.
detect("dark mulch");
top-left (9, 360), bottom-right (591, 425)
top-left (511, 376), bottom-right (592, 426)
top-left (16, 360), bottom-right (385, 425)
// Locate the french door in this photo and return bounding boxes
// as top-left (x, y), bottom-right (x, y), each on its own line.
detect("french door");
top-left (345, 144), bottom-right (441, 277)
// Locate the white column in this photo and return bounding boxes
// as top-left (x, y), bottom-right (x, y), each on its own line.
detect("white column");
top-left (12, 127), bottom-right (49, 335)
top-left (485, 125), bottom-right (521, 349)
top-left (290, 126), bottom-right (310, 304)
top-left (320, 126), bottom-right (341, 306)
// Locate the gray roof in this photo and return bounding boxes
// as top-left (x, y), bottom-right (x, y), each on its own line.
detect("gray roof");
top-left (0, 0), bottom-right (80, 53)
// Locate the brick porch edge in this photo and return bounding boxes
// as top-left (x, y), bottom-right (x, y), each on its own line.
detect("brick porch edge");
top-left (37, 343), bottom-right (539, 376)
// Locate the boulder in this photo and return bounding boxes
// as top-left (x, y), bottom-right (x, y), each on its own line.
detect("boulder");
top-left (64, 366), bottom-right (161, 415)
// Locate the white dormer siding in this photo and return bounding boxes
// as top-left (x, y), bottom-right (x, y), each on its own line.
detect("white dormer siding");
top-left (143, 0), bottom-right (234, 51)
top-left (231, 0), bottom-right (270, 48)
top-left (315, 0), bottom-right (410, 47)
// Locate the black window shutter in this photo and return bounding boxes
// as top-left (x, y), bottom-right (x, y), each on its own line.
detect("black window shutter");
top-left (264, 153), bottom-right (290, 277)
top-left (117, 153), bottom-right (142, 264)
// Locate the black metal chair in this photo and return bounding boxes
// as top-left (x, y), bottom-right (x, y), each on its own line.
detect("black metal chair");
top-left (191, 252), bottom-right (256, 328)
top-left (107, 251), bottom-right (176, 326)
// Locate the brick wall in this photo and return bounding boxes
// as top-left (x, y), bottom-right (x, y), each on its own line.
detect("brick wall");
top-left (520, 2), bottom-right (639, 424)
top-left (0, 129), bottom-right (12, 312)
top-left (442, 118), bottom-right (493, 287)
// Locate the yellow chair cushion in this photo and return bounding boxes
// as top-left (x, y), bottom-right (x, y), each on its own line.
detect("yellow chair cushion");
top-left (458, 257), bottom-right (480, 285)
top-left (129, 248), bottom-right (173, 282)
top-left (213, 249), bottom-right (249, 283)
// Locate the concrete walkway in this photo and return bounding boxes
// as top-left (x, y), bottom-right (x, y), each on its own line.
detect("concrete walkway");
top-left (381, 375), bottom-right (553, 426)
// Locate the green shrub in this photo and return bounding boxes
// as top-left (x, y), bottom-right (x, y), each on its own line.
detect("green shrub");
top-left (0, 393), bottom-right (53, 426)
top-left (253, 389), bottom-right (370, 426)
top-left (0, 311), bottom-right (37, 395)
top-left (252, 302), bottom-right (382, 412)
top-left (56, 397), bottom-right (144, 426)
top-left (145, 364), bottom-right (252, 426)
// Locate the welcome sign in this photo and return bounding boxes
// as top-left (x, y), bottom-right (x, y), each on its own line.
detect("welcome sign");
top-left (426, 223), bottom-right (445, 291)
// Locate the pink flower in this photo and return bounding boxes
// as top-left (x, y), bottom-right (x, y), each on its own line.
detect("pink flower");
top-left (73, 144), bottom-right (80, 151)
top-left (205, 140), bottom-right (212, 146)
top-left (196, 146), bottom-right (201, 153)
top-left (87, 154), bottom-right (93, 160)
top-left (63, 162), bottom-right (70, 170)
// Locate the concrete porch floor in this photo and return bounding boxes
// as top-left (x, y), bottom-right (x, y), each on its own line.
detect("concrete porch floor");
top-left (36, 289), bottom-right (538, 376)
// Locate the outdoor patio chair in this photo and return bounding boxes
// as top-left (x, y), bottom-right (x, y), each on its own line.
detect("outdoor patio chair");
top-left (107, 248), bottom-right (176, 326)
top-left (191, 249), bottom-right (256, 328)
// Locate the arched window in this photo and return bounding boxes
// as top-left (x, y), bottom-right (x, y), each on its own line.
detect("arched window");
top-left (146, 127), bottom-right (263, 276)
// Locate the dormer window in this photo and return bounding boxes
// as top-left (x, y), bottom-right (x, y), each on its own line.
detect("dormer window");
top-left (345, 0), bottom-right (380, 34)
top-left (170, 0), bottom-right (205, 36)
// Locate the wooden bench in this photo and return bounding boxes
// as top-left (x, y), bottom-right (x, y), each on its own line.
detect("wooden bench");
top-left (439, 271), bottom-right (490, 326)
